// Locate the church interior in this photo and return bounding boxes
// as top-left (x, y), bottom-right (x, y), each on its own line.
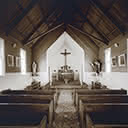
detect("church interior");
top-left (0, 0), bottom-right (128, 127)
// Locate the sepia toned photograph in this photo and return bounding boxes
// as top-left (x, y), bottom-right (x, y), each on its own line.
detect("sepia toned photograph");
top-left (118, 54), bottom-right (125, 67)
top-left (15, 56), bottom-right (21, 68)
top-left (7, 54), bottom-right (14, 67)
top-left (111, 56), bottom-right (117, 67)
top-left (0, 0), bottom-right (128, 128)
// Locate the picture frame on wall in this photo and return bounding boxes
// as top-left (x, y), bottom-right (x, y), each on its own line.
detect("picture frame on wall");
top-left (111, 56), bottom-right (117, 67)
top-left (118, 54), bottom-right (125, 67)
top-left (15, 56), bottom-right (21, 67)
top-left (7, 54), bottom-right (14, 67)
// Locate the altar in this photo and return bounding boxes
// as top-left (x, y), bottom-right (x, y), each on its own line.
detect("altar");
top-left (58, 65), bottom-right (74, 84)
top-left (52, 49), bottom-right (74, 84)
top-left (61, 72), bottom-right (74, 84)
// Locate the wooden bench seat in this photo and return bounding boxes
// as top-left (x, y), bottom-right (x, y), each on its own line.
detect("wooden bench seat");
top-left (0, 104), bottom-right (49, 128)
top-left (0, 95), bottom-right (54, 126)
top-left (80, 103), bottom-right (128, 128)
top-left (0, 95), bottom-right (53, 103)
top-left (76, 94), bottom-right (128, 110)
top-left (1, 89), bottom-right (56, 95)
top-left (86, 105), bottom-right (128, 128)
top-left (1, 89), bottom-right (58, 109)
top-left (75, 89), bottom-right (127, 106)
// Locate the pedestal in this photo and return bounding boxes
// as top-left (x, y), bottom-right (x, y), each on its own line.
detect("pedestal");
top-left (64, 79), bottom-right (69, 84)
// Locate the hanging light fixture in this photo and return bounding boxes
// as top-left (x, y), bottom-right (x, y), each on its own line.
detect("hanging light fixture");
top-left (114, 43), bottom-right (119, 47)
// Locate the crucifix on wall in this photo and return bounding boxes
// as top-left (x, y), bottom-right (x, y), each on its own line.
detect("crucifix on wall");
top-left (60, 49), bottom-right (71, 69)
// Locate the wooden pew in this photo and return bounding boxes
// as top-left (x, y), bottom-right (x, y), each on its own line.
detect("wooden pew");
top-left (76, 94), bottom-right (127, 110)
top-left (79, 96), bottom-right (128, 128)
top-left (86, 104), bottom-right (128, 128)
top-left (75, 89), bottom-right (127, 106)
top-left (0, 104), bottom-right (49, 128)
top-left (0, 95), bottom-right (54, 125)
top-left (1, 89), bottom-right (58, 109)
top-left (1, 89), bottom-right (55, 95)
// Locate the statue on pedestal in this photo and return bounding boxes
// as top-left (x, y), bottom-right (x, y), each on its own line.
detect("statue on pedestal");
top-left (32, 61), bottom-right (38, 76)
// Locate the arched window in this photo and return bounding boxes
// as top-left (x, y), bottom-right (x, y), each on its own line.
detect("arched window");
top-left (0, 38), bottom-right (5, 76)
top-left (20, 48), bottom-right (26, 74)
top-left (105, 48), bottom-right (111, 72)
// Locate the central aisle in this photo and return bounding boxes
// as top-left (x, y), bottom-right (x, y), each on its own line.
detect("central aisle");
top-left (52, 90), bottom-right (80, 128)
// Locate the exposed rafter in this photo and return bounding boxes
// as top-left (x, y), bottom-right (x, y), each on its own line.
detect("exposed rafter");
top-left (68, 24), bottom-right (108, 45)
top-left (32, 26), bottom-right (65, 49)
top-left (86, 19), bottom-right (109, 43)
top-left (14, 28), bottom-right (26, 39)
top-left (23, 10), bottom-right (58, 43)
top-left (6, 0), bottom-right (39, 35)
top-left (69, 24), bottom-right (99, 48)
top-left (80, 5), bottom-right (90, 28)
top-left (92, 0), bottom-right (118, 30)
top-left (25, 23), bottom-right (64, 46)
top-left (73, 5), bottom-right (109, 45)
top-left (67, 26), bottom-right (99, 55)
top-left (89, 0), bottom-right (125, 34)
top-left (17, 1), bottom-right (41, 35)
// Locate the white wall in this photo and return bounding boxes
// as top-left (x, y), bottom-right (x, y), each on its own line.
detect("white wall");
top-left (0, 38), bottom-right (5, 76)
top-left (83, 72), bottom-right (128, 90)
top-left (83, 72), bottom-right (97, 85)
top-left (99, 72), bottom-right (128, 90)
top-left (83, 34), bottom-right (128, 90)
top-left (0, 73), bottom-right (32, 91)
top-left (32, 72), bottom-right (49, 86)
top-left (47, 32), bottom-right (84, 76)
top-left (0, 72), bottom-right (49, 91)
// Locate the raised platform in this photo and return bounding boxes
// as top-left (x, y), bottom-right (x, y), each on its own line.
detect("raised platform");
top-left (50, 85), bottom-right (82, 89)
top-left (52, 80), bottom-right (81, 86)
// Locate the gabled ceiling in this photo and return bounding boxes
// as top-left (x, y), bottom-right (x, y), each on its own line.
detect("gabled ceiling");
top-left (47, 32), bottom-right (84, 56)
top-left (0, 0), bottom-right (128, 48)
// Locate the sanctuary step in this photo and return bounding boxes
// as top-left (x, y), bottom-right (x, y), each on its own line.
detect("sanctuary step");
top-left (52, 80), bottom-right (81, 86)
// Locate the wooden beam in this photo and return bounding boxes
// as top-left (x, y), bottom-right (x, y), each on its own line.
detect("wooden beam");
top-left (74, 5), bottom-right (109, 44)
top-left (25, 23), bottom-right (64, 46)
top-left (17, 1), bottom-right (41, 35)
top-left (6, 0), bottom-right (40, 35)
top-left (89, 0), bottom-right (125, 34)
top-left (14, 28), bottom-right (26, 38)
top-left (32, 26), bottom-right (65, 49)
top-left (93, 0), bottom-right (118, 29)
top-left (23, 10), bottom-right (58, 43)
top-left (80, 5), bottom-right (90, 28)
top-left (70, 24), bottom-right (99, 48)
top-left (67, 26), bottom-right (99, 56)
top-left (68, 24), bottom-right (108, 45)
top-left (86, 19), bottom-right (109, 43)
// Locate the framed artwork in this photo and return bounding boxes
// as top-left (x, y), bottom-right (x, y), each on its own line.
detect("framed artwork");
top-left (111, 56), bottom-right (117, 67)
top-left (118, 54), bottom-right (125, 67)
top-left (7, 54), bottom-right (14, 67)
top-left (15, 56), bottom-right (20, 67)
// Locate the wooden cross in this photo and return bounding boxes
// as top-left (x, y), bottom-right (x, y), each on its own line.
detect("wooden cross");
top-left (61, 49), bottom-right (71, 67)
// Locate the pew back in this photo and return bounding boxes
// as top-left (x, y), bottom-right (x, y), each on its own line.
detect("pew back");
top-left (1, 89), bottom-right (58, 109)
top-left (86, 109), bottom-right (128, 128)
top-left (75, 89), bottom-right (127, 106)
top-left (79, 96), bottom-right (128, 128)
top-left (0, 95), bottom-right (53, 103)
top-left (1, 90), bottom-right (55, 95)
top-left (0, 104), bottom-right (48, 128)
top-left (0, 95), bottom-right (54, 126)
